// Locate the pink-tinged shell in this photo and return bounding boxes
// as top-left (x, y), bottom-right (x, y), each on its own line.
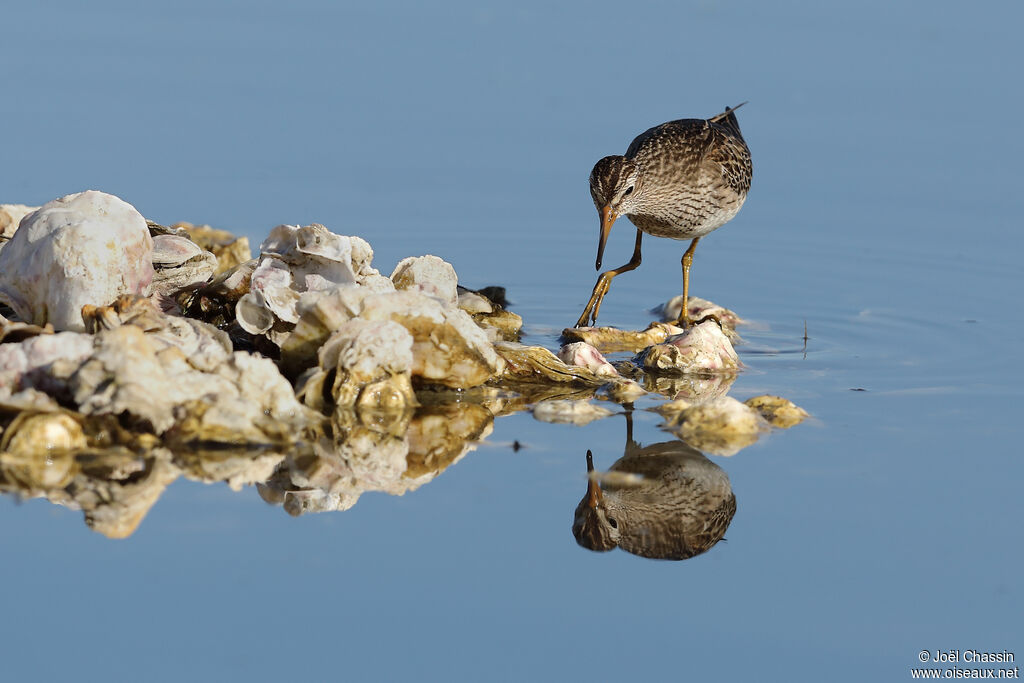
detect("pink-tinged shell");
top-left (557, 342), bottom-right (619, 378)
top-left (639, 320), bottom-right (741, 374)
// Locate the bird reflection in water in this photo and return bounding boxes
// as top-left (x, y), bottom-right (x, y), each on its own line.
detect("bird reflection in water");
top-left (572, 412), bottom-right (736, 560)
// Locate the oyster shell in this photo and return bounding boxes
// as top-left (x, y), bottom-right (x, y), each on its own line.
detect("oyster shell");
top-left (638, 320), bottom-right (741, 374)
top-left (0, 204), bottom-right (38, 245)
top-left (0, 191), bottom-right (154, 332)
top-left (391, 254), bottom-right (458, 306)
top-left (557, 342), bottom-right (619, 378)
top-left (150, 234), bottom-right (218, 297)
top-left (561, 322), bottom-right (684, 354)
top-left (494, 342), bottom-right (605, 386)
top-left (297, 319), bottom-right (417, 412)
top-left (174, 222), bottom-right (252, 274)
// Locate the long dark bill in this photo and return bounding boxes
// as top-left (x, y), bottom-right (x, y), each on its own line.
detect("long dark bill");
top-left (595, 205), bottom-right (617, 270)
top-left (585, 450), bottom-right (603, 508)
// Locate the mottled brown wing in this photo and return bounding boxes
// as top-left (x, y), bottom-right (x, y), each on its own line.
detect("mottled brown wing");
top-left (704, 123), bottom-right (753, 196)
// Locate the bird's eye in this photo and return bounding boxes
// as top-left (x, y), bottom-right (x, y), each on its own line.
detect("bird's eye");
top-left (608, 517), bottom-right (618, 529)
top-left (623, 186), bottom-right (634, 197)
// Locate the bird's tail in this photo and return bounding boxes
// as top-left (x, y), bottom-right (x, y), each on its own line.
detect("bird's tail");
top-left (709, 102), bottom-right (747, 141)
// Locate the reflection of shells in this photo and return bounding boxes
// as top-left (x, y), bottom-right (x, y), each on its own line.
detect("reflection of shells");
top-left (532, 400), bottom-right (615, 426)
top-left (78, 451), bottom-right (180, 539)
top-left (657, 397), bottom-right (768, 456)
top-left (745, 395), bottom-right (809, 428)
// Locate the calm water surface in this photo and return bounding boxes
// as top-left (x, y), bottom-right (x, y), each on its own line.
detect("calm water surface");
top-left (2, 1), bottom-right (1022, 681)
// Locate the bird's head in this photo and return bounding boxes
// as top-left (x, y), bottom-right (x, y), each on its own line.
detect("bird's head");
top-left (589, 156), bottom-right (641, 270)
top-left (571, 451), bottom-right (621, 552)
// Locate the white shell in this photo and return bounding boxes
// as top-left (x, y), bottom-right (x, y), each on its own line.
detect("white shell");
top-left (150, 234), bottom-right (218, 296)
top-left (237, 224), bottom-right (392, 339)
top-left (557, 342), bottom-right (619, 377)
top-left (639, 320), bottom-right (741, 374)
top-left (0, 204), bottom-right (38, 246)
top-left (0, 191), bottom-right (153, 332)
top-left (391, 255), bottom-right (458, 306)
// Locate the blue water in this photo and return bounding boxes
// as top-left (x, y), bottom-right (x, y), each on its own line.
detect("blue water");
top-left (2, 1), bottom-right (1022, 681)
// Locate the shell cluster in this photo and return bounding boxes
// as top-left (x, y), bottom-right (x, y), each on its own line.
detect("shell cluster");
top-left (0, 190), bottom-right (805, 537)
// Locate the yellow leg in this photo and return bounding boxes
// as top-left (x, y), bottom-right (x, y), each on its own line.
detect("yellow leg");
top-left (674, 237), bottom-right (701, 327)
top-left (575, 230), bottom-right (643, 328)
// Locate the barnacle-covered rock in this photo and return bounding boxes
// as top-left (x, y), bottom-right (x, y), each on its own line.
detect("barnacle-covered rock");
top-left (638, 320), bottom-right (740, 374)
top-left (656, 396), bottom-right (768, 456)
top-left (0, 191), bottom-right (153, 332)
top-left (744, 395), bottom-right (809, 428)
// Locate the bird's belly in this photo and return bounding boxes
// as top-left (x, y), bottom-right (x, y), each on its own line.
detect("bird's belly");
top-left (627, 197), bottom-right (745, 240)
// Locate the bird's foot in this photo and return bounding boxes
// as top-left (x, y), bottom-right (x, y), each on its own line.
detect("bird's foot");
top-left (674, 313), bottom-right (724, 331)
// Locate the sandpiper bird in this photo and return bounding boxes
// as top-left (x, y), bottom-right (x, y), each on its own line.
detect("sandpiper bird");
top-left (575, 103), bottom-right (752, 328)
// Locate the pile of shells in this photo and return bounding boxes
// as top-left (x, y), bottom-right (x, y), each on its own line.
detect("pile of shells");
top-left (0, 190), bottom-right (807, 536)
